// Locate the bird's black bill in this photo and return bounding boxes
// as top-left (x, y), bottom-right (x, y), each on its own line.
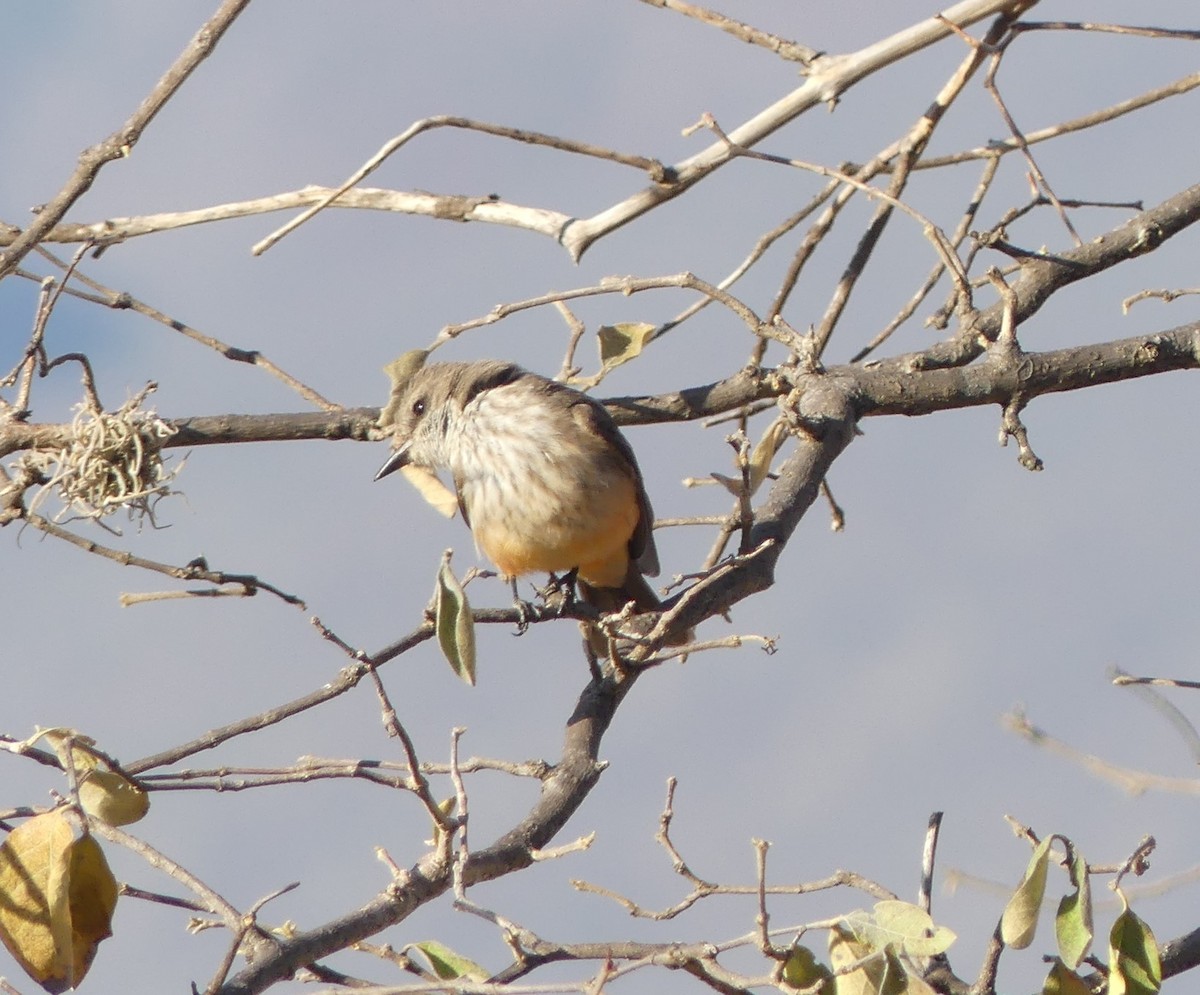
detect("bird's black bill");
top-left (374, 446), bottom-right (410, 481)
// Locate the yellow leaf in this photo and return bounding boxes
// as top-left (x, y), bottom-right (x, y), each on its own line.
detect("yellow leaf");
top-left (747, 418), bottom-right (787, 495)
top-left (828, 922), bottom-right (906, 995)
top-left (26, 728), bottom-right (151, 826)
top-left (21, 729), bottom-right (99, 775)
top-left (65, 835), bottom-right (118, 986)
top-left (79, 769), bottom-right (150, 826)
top-left (597, 322), bottom-right (656, 373)
top-left (828, 924), bottom-right (871, 995)
top-left (401, 465), bottom-right (459, 518)
top-left (0, 811), bottom-right (117, 993)
top-left (0, 812), bottom-right (72, 990)
top-left (434, 553), bottom-right (476, 686)
top-left (1001, 836), bottom-right (1052, 949)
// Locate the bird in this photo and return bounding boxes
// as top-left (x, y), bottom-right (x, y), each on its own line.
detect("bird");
top-left (374, 358), bottom-right (666, 623)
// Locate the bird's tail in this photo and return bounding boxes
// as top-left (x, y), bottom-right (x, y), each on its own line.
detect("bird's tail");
top-left (577, 568), bottom-right (661, 614)
top-left (577, 564), bottom-right (692, 648)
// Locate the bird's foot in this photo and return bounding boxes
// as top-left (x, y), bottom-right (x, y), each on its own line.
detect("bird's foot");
top-left (509, 577), bottom-right (535, 635)
top-left (539, 567), bottom-right (579, 610)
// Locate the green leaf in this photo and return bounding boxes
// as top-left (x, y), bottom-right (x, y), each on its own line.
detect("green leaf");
top-left (1055, 846), bottom-right (1093, 968)
top-left (868, 900), bottom-right (956, 957)
top-left (597, 322), bottom-right (655, 373)
top-left (840, 902), bottom-right (953, 958)
top-left (1001, 836), bottom-right (1052, 949)
top-left (433, 553), bottom-right (476, 686)
top-left (1108, 905), bottom-right (1161, 995)
top-left (407, 940), bottom-right (488, 982)
top-left (1042, 958), bottom-right (1093, 995)
top-left (873, 902), bottom-right (955, 955)
top-left (782, 944), bottom-right (834, 994)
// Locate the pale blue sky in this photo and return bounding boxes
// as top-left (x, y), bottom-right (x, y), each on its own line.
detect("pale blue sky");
top-left (3, 3), bottom-right (1199, 993)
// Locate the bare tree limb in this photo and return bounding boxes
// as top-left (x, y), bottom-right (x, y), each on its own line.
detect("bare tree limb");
top-left (560, 0), bottom-right (1038, 259)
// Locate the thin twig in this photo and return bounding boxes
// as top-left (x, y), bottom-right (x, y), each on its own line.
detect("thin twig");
top-left (0, 0), bottom-right (254, 280)
top-left (555, 302), bottom-right (589, 381)
top-left (31, 248), bottom-right (340, 411)
top-left (1004, 710), bottom-right (1200, 796)
top-left (1012, 21), bottom-right (1200, 41)
top-left (1111, 668), bottom-right (1200, 763)
top-left (253, 116), bottom-right (676, 255)
top-left (698, 112), bottom-right (972, 326)
top-left (364, 663), bottom-right (456, 835)
top-left (635, 0), bottom-right (820, 65)
top-left (974, 26), bottom-right (1082, 246)
top-left (91, 820), bottom-right (242, 932)
top-left (753, 839), bottom-right (783, 960)
top-left (919, 812), bottom-right (944, 914)
top-left (811, 10), bottom-right (1010, 355)
top-left (21, 511), bottom-right (306, 607)
top-left (449, 726), bottom-right (470, 896)
top-left (1123, 286), bottom-right (1200, 312)
top-left (914, 71), bottom-right (1200, 170)
top-left (436, 272), bottom-right (765, 344)
top-left (851, 156), bottom-right (1001, 362)
top-left (658, 182), bottom-right (839, 343)
top-left (123, 625), bottom-right (434, 774)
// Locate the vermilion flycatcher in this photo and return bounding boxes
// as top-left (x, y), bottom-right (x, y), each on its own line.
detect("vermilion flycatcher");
top-left (374, 359), bottom-right (663, 614)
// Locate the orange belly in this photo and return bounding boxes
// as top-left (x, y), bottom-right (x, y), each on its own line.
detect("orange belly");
top-left (472, 473), bottom-right (639, 587)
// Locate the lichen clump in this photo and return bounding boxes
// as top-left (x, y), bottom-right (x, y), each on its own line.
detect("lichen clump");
top-left (25, 388), bottom-right (180, 525)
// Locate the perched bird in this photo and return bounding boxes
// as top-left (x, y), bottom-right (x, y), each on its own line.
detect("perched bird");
top-left (374, 359), bottom-right (664, 618)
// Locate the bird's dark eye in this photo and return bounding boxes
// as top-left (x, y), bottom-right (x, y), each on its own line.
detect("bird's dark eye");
top-left (412, 398), bottom-right (426, 416)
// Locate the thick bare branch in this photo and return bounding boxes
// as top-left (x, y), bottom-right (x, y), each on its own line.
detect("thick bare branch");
top-left (5, 319), bottom-right (1200, 462)
top-left (562, 0), bottom-right (1037, 259)
top-left (896, 181), bottom-right (1200, 369)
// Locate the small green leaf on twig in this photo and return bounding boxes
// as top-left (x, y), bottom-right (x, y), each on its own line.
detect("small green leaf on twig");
top-left (782, 944), bottom-right (834, 994)
top-left (1042, 958), bottom-right (1092, 995)
top-left (406, 940), bottom-right (488, 982)
top-left (1107, 896), bottom-right (1161, 995)
top-left (1001, 835), bottom-right (1052, 949)
top-left (434, 552), bottom-right (476, 686)
top-left (1056, 845), bottom-right (1093, 968)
